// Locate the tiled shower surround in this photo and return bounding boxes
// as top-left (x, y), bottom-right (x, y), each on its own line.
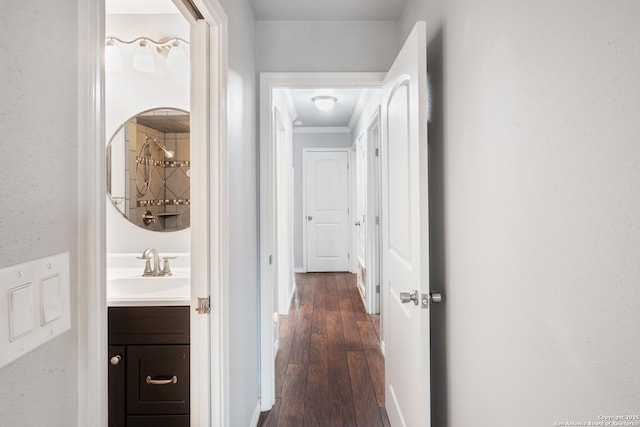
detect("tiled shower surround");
top-left (126, 121), bottom-right (190, 231)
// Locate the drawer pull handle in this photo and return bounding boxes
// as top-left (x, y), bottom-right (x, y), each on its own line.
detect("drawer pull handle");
top-left (146, 375), bottom-right (178, 385)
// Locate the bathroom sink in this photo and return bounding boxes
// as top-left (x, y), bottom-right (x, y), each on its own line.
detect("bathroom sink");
top-left (107, 268), bottom-right (190, 307)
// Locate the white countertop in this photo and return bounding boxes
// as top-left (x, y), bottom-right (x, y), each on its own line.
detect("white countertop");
top-left (107, 266), bottom-right (191, 307)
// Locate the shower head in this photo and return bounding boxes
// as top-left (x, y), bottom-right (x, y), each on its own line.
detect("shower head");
top-left (146, 136), bottom-right (175, 159)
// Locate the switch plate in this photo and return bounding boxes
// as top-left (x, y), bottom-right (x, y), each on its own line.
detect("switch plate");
top-left (0, 253), bottom-right (70, 369)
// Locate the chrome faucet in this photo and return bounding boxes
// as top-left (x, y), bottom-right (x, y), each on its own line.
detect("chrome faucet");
top-left (140, 248), bottom-right (173, 276)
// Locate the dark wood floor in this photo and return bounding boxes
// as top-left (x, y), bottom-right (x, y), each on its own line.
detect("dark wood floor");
top-left (258, 272), bottom-right (390, 427)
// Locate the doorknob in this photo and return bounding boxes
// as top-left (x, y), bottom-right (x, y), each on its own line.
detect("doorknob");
top-left (307, 215), bottom-right (313, 221)
top-left (399, 289), bottom-right (419, 305)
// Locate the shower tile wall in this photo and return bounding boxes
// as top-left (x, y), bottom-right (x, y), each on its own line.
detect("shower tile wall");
top-left (125, 121), bottom-right (190, 231)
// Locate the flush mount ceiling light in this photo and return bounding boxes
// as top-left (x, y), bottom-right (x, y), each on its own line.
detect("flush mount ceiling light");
top-left (312, 96), bottom-right (337, 112)
top-left (105, 36), bottom-right (189, 74)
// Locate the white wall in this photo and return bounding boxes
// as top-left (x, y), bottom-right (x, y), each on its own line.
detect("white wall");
top-left (401, 0), bottom-right (640, 425)
top-left (106, 14), bottom-right (190, 254)
top-left (256, 21), bottom-right (399, 72)
top-left (292, 131), bottom-right (353, 269)
top-left (0, 2), bottom-right (79, 426)
top-left (218, 0), bottom-right (260, 425)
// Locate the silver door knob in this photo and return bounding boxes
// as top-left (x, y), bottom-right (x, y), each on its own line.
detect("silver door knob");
top-left (110, 355), bottom-right (122, 366)
top-left (400, 289), bottom-right (419, 305)
top-left (307, 215), bottom-right (313, 221)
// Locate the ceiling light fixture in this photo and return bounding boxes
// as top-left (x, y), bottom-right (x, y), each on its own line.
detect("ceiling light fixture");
top-left (312, 96), bottom-right (337, 112)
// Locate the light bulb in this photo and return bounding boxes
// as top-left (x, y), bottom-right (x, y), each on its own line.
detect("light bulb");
top-left (132, 40), bottom-right (155, 73)
top-left (105, 39), bottom-right (123, 72)
top-left (166, 41), bottom-right (189, 75)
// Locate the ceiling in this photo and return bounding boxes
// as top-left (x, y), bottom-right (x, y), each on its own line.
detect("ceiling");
top-left (249, 0), bottom-right (408, 21)
top-left (287, 88), bottom-right (370, 129)
top-left (106, 0), bottom-right (179, 14)
top-left (108, 0), bottom-right (408, 20)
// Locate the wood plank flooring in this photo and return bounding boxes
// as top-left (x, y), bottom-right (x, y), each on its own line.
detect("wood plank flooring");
top-left (259, 272), bottom-right (389, 427)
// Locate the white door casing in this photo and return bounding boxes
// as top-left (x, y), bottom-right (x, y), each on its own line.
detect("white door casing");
top-left (304, 149), bottom-right (351, 272)
top-left (356, 134), bottom-right (367, 297)
top-left (366, 107), bottom-right (382, 315)
top-left (382, 22), bottom-right (431, 427)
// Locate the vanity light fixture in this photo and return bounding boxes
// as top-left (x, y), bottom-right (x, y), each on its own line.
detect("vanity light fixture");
top-left (166, 40), bottom-right (189, 75)
top-left (132, 39), bottom-right (155, 73)
top-left (105, 36), bottom-right (189, 74)
top-left (312, 96), bottom-right (338, 112)
top-left (105, 39), bottom-right (123, 72)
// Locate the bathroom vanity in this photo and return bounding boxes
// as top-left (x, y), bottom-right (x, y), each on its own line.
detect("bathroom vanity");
top-left (108, 305), bottom-right (190, 427)
top-left (106, 253), bottom-right (191, 427)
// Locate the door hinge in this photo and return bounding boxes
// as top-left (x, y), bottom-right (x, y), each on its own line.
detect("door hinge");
top-left (347, 162), bottom-right (350, 169)
top-left (375, 148), bottom-right (379, 157)
top-left (348, 253), bottom-right (350, 260)
top-left (376, 285), bottom-right (380, 294)
top-left (196, 296), bottom-right (211, 314)
top-left (375, 216), bottom-right (380, 225)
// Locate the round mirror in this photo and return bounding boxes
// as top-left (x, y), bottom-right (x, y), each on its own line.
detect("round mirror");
top-left (106, 108), bottom-right (190, 231)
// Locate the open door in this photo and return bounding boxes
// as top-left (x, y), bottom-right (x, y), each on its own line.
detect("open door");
top-left (381, 22), bottom-right (431, 426)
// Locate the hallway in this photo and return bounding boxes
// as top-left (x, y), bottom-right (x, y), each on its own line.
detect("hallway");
top-left (259, 273), bottom-right (390, 426)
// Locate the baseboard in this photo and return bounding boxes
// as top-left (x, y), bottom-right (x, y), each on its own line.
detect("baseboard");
top-left (294, 267), bottom-right (305, 273)
top-left (250, 400), bottom-right (262, 427)
top-left (380, 339), bottom-right (386, 357)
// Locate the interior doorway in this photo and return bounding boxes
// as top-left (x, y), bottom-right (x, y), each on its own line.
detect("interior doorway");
top-left (259, 72), bottom-right (386, 410)
top-left (78, 0), bottom-right (229, 425)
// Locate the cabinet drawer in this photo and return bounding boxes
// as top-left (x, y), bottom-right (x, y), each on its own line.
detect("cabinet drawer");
top-left (108, 306), bottom-right (189, 345)
top-left (127, 345), bottom-right (189, 415)
top-left (127, 415), bottom-right (189, 427)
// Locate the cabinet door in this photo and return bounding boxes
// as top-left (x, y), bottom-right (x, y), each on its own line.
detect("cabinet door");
top-left (108, 345), bottom-right (126, 427)
top-left (127, 345), bottom-right (190, 415)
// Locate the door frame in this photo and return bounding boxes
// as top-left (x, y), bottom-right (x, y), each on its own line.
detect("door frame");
top-left (302, 147), bottom-right (352, 274)
top-left (259, 72), bottom-right (385, 410)
top-left (365, 107), bottom-right (382, 315)
top-left (77, 0), bottom-right (229, 425)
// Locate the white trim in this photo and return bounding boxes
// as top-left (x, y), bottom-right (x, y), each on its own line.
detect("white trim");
top-left (293, 126), bottom-right (351, 134)
top-left (365, 107), bottom-right (382, 315)
top-left (77, 0), bottom-right (106, 425)
top-left (348, 89), bottom-right (372, 131)
top-left (281, 89), bottom-right (299, 121)
top-left (250, 401), bottom-right (262, 427)
top-left (259, 72), bottom-right (385, 412)
top-left (293, 267), bottom-right (306, 273)
top-left (191, 1), bottom-right (230, 426)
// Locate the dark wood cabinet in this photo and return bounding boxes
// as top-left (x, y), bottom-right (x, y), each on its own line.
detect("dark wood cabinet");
top-left (108, 306), bottom-right (190, 427)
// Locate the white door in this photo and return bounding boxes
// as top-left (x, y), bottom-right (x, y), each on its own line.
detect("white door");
top-left (382, 22), bottom-right (431, 427)
top-left (304, 149), bottom-right (350, 272)
top-left (356, 135), bottom-right (367, 296)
